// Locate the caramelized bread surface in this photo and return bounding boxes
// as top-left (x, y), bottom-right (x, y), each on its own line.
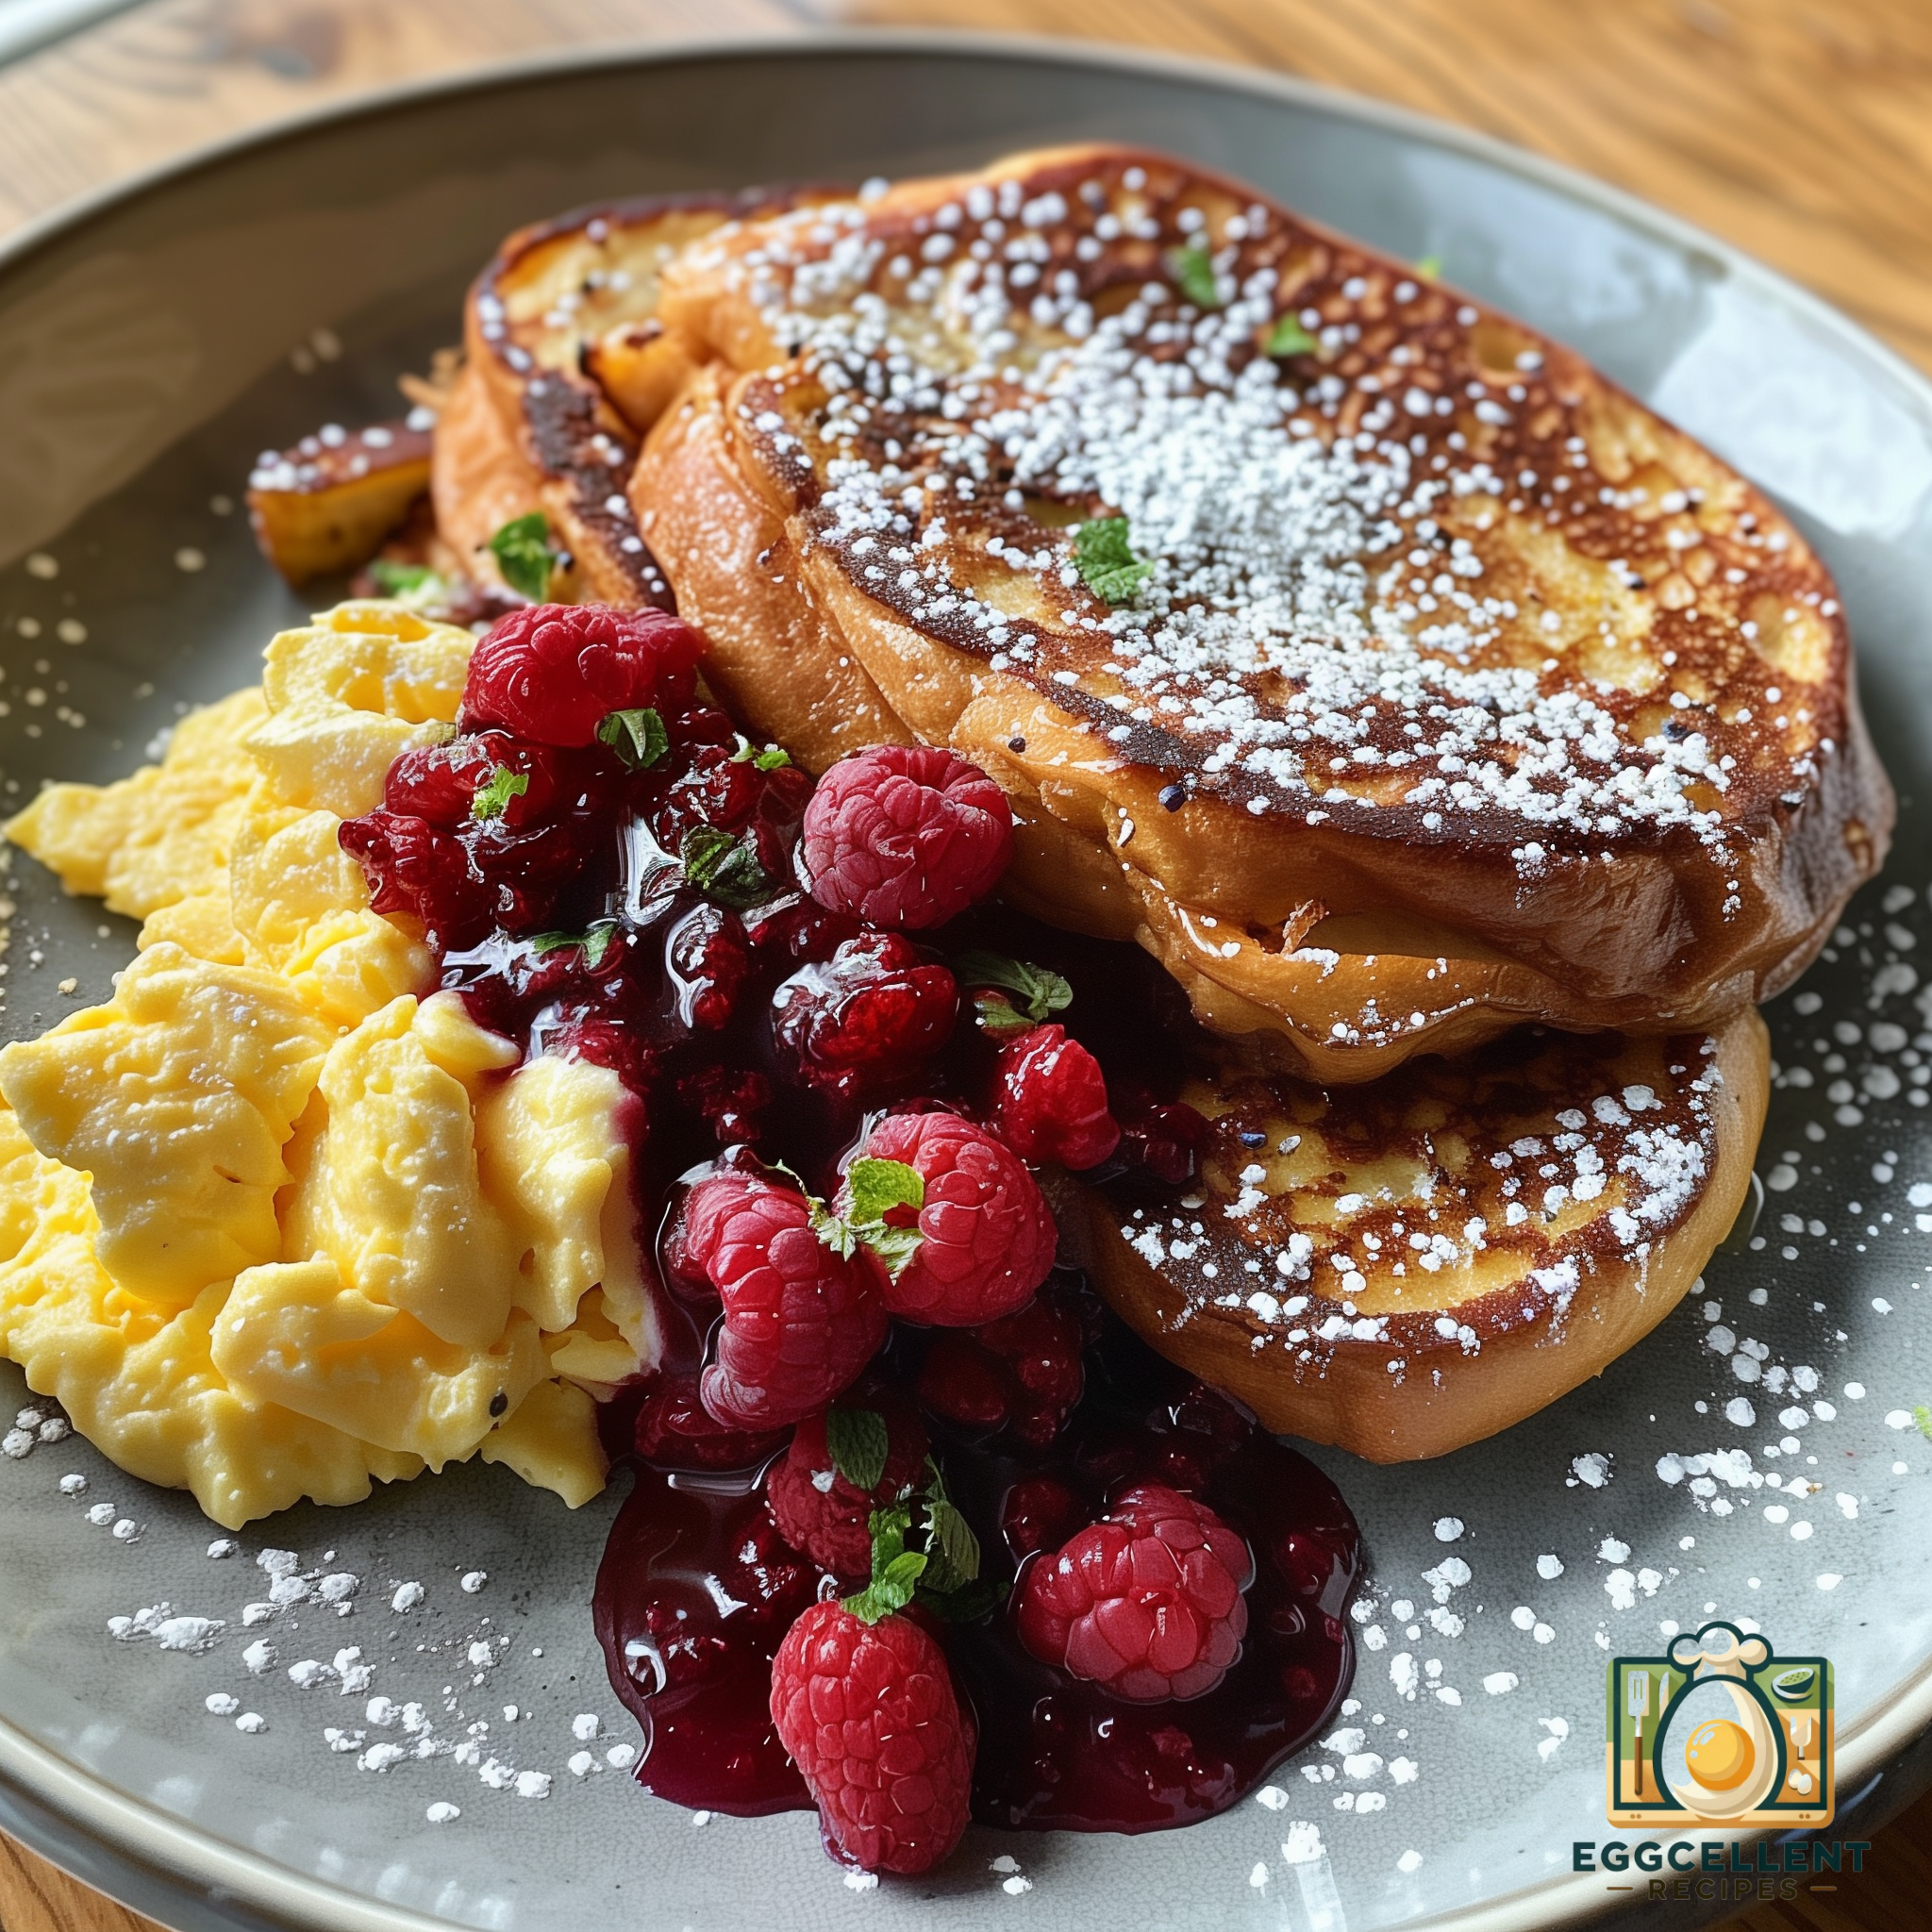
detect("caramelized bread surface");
top-left (626, 143), bottom-right (1889, 1075)
top-left (1060, 1006), bottom-right (1768, 1461)
top-left (248, 418), bottom-right (433, 584)
top-left (437, 191), bottom-right (833, 610)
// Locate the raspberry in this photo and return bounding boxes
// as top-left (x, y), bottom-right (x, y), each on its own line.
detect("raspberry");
top-left (771, 932), bottom-right (958, 1099)
top-left (1115, 1098), bottom-right (1210, 1187)
top-left (339, 808), bottom-right (492, 948)
top-left (665, 901), bottom-right (753, 1032)
top-left (801, 746), bottom-right (1012, 930)
top-left (742, 891), bottom-right (863, 967)
top-left (766, 1392), bottom-right (929, 1579)
top-left (848, 1112), bottom-right (1056, 1326)
top-left (633, 1374), bottom-right (791, 1474)
top-left (676, 1064), bottom-right (772, 1147)
top-left (915, 1291), bottom-right (1085, 1447)
top-left (382, 729), bottom-right (563, 831)
top-left (994, 1024), bottom-right (1122, 1170)
top-left (682, 1173), bottom-right (889, 1430)
top-left (459, 603), bottom-right (705, 746)
top-left (769, 1600), bottom-right (974, 1874)
top-left (1014, 1484), bottom-right (1254, 1702)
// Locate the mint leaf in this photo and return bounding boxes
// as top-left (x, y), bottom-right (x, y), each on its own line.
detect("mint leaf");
top-left (1168, 243), bottom-right (1223, 309)
top-left (680, 825), bottom-right (775, 910)
top-left (471, 766), bottom-right (529, 821)
top-left (915, 1576), bottom-right (1008, 1624)
top-left (920, 1459), bottom-right (980, 1595)
top-left (972, 991), bottom-right (1035, 1040)
top-left (1914, 1405), bottom-right (1932, 1443)
top-left (824, 1407), bottom-right (890, 1492)
top-left (370, 558), bottom-right (438, 595)
top-left (841, 1505), bottom-right (928, 1624)
top-left (729, 735), bottom-right (792, 772)
top-left (1414, 254), bottom-right (1443, 281)
top-left (527, 921), bottom-right (617, 968)
top-left (808, 1191), bottom-right (859, 1261)
top-left (1264, 315), bottom-right (1317, 358)
top-left (597, 707), bottom-right (669, 770)
top-left (847, 1158), bottom-right (924, 1227)
top-left (952, 950), bottom-right (1073, 1024)
top-left (1072, 517), bottom-right (1152, 606)
top-left (489, 511), bottom-right (557, 601)
top-left (833, 1158), bottom-right (926, 1279)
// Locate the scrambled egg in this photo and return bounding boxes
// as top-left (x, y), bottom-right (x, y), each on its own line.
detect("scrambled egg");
top-left (0, 602), bottom-right (652, 1527)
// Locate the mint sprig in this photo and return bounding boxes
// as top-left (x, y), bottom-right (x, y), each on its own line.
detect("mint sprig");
top-left (1914, 1405), bottom-right (1932, 1442)
top-left (811, 1157), bottom-right (926, 1277)
top-left (729, 735), bottom-right (792, 772)
top-left (471, 766), bottom-right (529, 821)
top-left (680, 824), bottom-right (776, 910)
top-left (370, 558), bottom-right (441, 597)
top-left (824, 1406), bottom-right (890, 1492)
top-left (840, 1463), bottom-right (991, 1625)
top-left (598, 707), bottom-right (669, 770)
top-left (918, 1458), bottom-right (981, 1596)
top-left (489, 511), bottom-right (558, 601)
top-left (1168, 243), bottom-right (1223, 309)
top-left (1263, 315), bottom-right (1318, 358)
top-left (841, 1504), bottom-right (927, 1624)
top-left (953, 950), bottom-right (1072, 1024)
top-left (526, 921), bottom-right (617, 968)
top-left (1072, 517), bottom-right (1152, 606)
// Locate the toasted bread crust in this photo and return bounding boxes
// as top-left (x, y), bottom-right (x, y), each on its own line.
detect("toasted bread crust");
top-left (248, 420), bottom-right (432, 585)
top-left (440, 188), bottom-right (844, 611)
top-left (1060, 1006), bottom-right (1767, 1462)
top-left (638, 144), bottom-right (1890, 1060)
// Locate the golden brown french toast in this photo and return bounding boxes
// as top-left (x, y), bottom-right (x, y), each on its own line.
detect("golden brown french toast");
top-left (248, 416), bottom-right (434, 584)
top-left (630, 144), bottom-right (1890, 1079)
top-left (1058, 1006), bottom-right (1768, 1461)
top-left (438, 188), bottom-right (839, 612)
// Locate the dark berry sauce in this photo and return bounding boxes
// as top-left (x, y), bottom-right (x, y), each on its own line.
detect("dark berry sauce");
top-left (341, 631), bottom-right (1362, 1846)
top-left (592, 1285), bottom-right (1360, 1836)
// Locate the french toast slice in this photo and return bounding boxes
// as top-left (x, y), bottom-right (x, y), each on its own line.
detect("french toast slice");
top-left (436, 188), bottom-right (840, 613)
top-left (248, 416), bottom-right (434, 585)
top-left (633, 143), bottom-right (1890, 1077)
top-left (1056, 1006), bottom-right (1767, 1462)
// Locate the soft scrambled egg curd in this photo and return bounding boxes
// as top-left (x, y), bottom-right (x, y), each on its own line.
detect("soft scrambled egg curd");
top-left (0, 601), bottom-right (654, 1527)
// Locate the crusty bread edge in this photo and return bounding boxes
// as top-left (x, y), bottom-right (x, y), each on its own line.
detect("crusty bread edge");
top-left (1058, 1006), bottom-right (1770, 1463)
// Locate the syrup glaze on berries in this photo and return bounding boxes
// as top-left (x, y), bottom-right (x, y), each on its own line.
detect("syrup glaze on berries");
top-left (342, 603), bottom-right (1361, 1852)
top-left (593, 1287), bottom-right (1361, 1835)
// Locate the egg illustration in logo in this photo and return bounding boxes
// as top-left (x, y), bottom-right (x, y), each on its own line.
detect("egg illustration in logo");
top-left (1684, 1717), bottom-right (1756, 1790)
top-left (1656, 1627), bottom-right (1783, 1820)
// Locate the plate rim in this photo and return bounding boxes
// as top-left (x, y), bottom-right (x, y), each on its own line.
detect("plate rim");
top-left (0, 26), bottom-right (1927, 1932)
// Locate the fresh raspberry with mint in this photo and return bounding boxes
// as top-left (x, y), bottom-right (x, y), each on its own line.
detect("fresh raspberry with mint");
top-left (765, 1391), bottom-right (929, 1580)
top-left (681, 1172), bottom-right (888, 1431)
top-left (841, 1112), bottom-right (1056, 1327)
top-left (1014, 1483), bottom-right (1254, 1702)
top-left (458, 602), bottom-right (705, 747)
top-left (993, 1024), bottom-right (1122, 1170)
top-left (800, 745), bottom-right (1012, 930)
top-left (769, 1594), bottom-right (974, 1874)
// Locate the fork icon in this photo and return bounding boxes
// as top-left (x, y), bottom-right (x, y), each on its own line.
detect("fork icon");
top-left (1626, 1670), bottom-right (1651, 1800)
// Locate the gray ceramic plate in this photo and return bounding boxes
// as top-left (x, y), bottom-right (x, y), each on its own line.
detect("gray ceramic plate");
top-left (1, 32), bottom-right (1929, 1932)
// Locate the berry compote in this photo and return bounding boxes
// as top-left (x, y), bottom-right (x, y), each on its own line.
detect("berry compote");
top-left (341, 603), bottom-right (1361, 1853)
top-left (594, 1278), bottom-right (1361, 1833)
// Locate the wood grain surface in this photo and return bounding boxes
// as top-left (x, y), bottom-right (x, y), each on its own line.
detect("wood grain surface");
top-left (0, 3), bottom-right (1927, 1930)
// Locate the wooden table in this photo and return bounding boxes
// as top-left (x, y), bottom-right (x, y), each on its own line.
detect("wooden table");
top-left (0, 3), bottom-right (1927, 1930)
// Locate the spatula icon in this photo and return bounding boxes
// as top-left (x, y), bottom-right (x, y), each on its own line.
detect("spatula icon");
top-left (1627, 1669), bottom-right (1651, 1800)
